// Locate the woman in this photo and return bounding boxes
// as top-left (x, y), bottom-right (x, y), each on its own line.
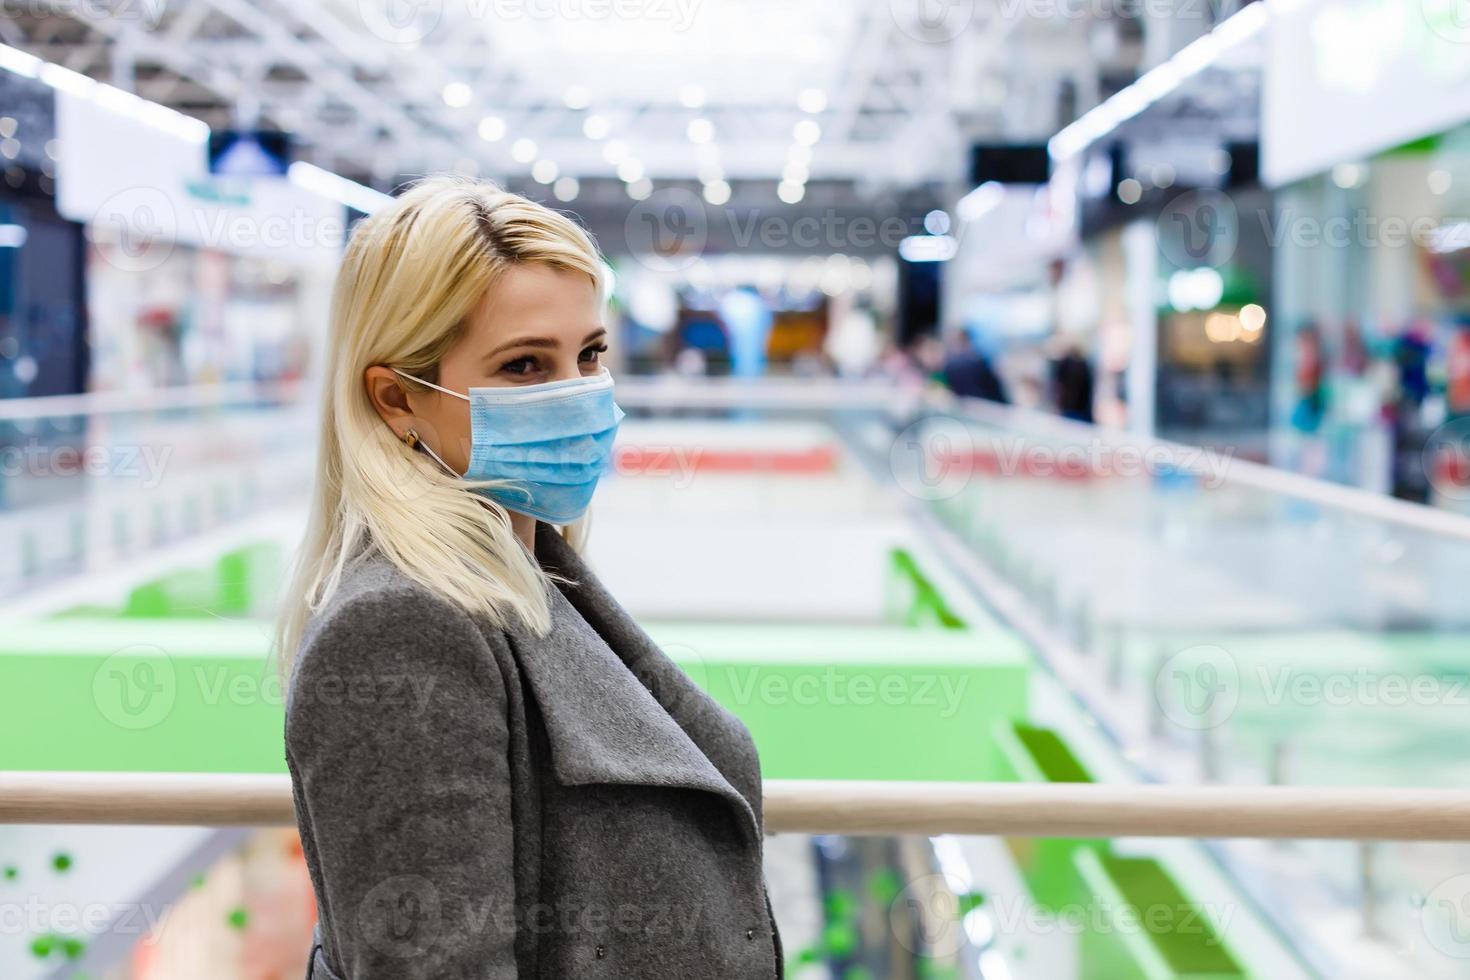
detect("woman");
top-left (278, 176), bottom-right (782, 979)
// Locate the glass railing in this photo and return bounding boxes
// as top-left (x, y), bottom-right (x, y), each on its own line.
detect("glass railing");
top-left (5, 377), bottom-right (1470, 978)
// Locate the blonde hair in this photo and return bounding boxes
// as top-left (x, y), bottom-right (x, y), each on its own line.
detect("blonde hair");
top-left (275, 175), bottom-right (607, 670)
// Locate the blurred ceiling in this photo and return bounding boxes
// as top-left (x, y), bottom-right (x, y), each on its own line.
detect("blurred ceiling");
top-left (0, 0), bottom-right (1217, 195)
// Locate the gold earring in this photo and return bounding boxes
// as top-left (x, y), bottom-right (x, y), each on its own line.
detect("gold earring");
top-left (401, 428), bottom-right (420, 449)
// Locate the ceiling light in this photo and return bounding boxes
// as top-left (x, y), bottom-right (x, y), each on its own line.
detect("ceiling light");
top-left (532, 159), bottom-right (559, 184)
top-left (564, 85), bottom-right (591, 109)
top-left (442, 82), bottom-right (473, 108)
top-left (777, 180), bottom-right (805, 204)
top-left (1332, 163), bottom-right (1366, 189)
top-left (679, 84), bottom-right (706, 109)
top-left (793, 120), bottom-right (821, 146)
top-left (603, 139), bottom-right (629, 164)
top-left (553, 177), bottom-right (580, 202)
top-left (1239, 303), bottom-right (1267, 333)
top-left (288, 162), bottom-right (393, 214)
top-left (687, 118), bottom-right (714, 144)
top-left (899, 235), bottom-right (958, 262)
top-left (703, 180), bottom-right (731, 206)
top-left (583, 114), bottom-right (610, 140)
top-left (511, 138), bottom-right (537, 163)
top-left (478, 116), bottom-right (506, 141)
top-left (797, 88), bottom-right (828, 114)
top-left (924, 210), bottom-right (951, 235)
top-left (617, 158), bottom-right (645, 182)
top-left (626, 178), bottom-right (653, 201)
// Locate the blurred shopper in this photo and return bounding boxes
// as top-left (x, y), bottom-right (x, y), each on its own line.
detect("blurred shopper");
top-left (277, 176), bottom-right (781, 980)
top-left (941, 330), bottom-right (1008, 404)
top-left (1050, 343), bottom-right (1094, 423)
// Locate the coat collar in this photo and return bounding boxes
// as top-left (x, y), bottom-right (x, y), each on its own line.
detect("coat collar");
top-left (503, 523), bottom-right (760, 842)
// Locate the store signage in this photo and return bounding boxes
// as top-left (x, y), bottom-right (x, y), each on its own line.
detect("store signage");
top-left (1263, 0), bottom-right (1470, 186)
top-left (53, 89), bottom-right (343, 266)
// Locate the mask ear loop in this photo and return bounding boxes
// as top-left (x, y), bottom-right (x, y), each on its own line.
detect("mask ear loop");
top-left (390, 368), bottom-right (467, 479)
top-left (400, 427), bottom-right (462, 479)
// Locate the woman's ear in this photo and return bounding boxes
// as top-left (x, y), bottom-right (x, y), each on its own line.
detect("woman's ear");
top-left (363, 366), bottom-right (419, 440)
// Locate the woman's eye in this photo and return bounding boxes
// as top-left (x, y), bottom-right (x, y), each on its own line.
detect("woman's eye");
top-left (502, 356), bottom-right (538, 376)
top-left (580, 344), bottom-right (608, 364)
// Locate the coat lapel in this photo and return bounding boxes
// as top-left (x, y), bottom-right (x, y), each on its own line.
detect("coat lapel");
top-left (504, 524), bottom-right (761, 842)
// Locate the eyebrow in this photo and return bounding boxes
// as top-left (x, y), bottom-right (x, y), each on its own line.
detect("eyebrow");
top-left (484, 327), bottom-right (607, 362)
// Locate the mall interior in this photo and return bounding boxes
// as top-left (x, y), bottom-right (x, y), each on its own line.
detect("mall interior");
top-left (1, 0), bottom-right (1470, 977)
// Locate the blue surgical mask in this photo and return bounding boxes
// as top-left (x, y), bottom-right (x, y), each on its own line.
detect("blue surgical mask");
top-left (393, 367), bottom-right (625, 524)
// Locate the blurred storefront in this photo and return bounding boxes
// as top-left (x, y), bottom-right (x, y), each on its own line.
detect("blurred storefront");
top-left (1265, 0), bottom-right (1470, 507)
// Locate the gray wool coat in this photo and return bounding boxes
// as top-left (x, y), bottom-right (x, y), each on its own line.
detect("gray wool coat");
top-left (285, 522), bottom-right (783, 979)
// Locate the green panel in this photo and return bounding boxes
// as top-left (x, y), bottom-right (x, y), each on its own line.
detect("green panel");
top-left (122, 569), bottom-right (226, 619)
top-left (609, 622), bottom-right (1026, 782)
top-left (0, 621), bottom-right (1029, 782)
top-left (1074, 849), bottom-right (1245, 980)
top-left (216, 542), bottom-right (283, 615)
top-left (993, 721), bottom-right (1104, 912)
top-left (0, 620), bottom-right (281, 773)
top-left (886, 548), bottom-right (967, 630)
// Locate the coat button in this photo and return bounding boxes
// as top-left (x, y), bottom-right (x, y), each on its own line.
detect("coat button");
top-left (745, 928), bottom-right (755, 940)
top-left (595, 945), bottom-right (606, 959)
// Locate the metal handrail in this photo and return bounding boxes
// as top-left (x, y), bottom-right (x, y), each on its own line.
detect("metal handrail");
top-left (4, 772), bottom-right (1470, 841)
top-left (0, 380), bottom-right (307, 422)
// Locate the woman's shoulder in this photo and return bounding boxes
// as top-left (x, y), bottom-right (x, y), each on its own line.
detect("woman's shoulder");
top-left (288, 554), bottom-right (508, 716)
